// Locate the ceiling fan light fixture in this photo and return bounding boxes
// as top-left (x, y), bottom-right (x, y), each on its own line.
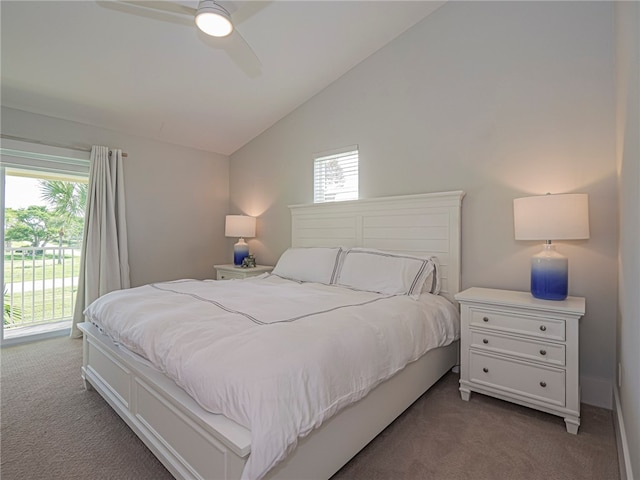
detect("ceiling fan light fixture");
top-left (195, 1), bottom-right (233, 37)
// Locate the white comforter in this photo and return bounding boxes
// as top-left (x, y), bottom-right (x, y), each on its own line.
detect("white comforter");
top-left (84, 275), bottom-right (459, 480)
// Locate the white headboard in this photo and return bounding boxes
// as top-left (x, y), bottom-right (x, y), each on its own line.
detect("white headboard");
top-left (289, 191), bottom-right (465, 302)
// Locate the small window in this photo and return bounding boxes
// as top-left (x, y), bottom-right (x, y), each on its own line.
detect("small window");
top-left (313, 146), bottom-right (358, 203)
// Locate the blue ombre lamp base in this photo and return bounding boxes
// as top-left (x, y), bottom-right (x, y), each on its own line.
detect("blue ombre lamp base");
top-left (233, 238), bottom-right (250, 266)
top-left (530, 243), bottom-right (568, 301)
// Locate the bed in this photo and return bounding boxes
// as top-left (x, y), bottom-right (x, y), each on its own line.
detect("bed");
top-left (78, 190), bottom-right (465, 480)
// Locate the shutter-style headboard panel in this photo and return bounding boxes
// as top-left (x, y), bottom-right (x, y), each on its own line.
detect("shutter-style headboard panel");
top-left (289, 191), bottom-right (465, 302)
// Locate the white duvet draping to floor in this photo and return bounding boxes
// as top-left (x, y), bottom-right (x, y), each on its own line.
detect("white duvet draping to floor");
top-left (84, 275), bottom-right (459, 480)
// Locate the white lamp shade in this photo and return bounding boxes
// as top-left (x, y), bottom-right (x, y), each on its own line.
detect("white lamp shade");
top-left (225, 215), bottom-right (256, 238)
top-left (195, 1), bottom-right (233, 37)
top-left (514, 194), bottom-right (590, 241)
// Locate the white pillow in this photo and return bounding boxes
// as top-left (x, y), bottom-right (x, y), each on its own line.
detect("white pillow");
top-left (272, 247), bottom-right (343, 284)
top-left (335, 248), bottom-right (436, 298)
top-left (422, 256), bottom-right (441, 295)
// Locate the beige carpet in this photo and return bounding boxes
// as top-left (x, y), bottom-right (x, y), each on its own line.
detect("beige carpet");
top-left (1, 337), bottom-right (619, 480)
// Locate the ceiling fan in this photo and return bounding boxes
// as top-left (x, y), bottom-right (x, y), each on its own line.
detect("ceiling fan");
top-left (98, 0), bottom-right (264, 76)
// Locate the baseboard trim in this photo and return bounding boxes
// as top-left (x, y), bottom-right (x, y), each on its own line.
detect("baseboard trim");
top-left (580, 375), bottom-right (613, 409)
top-left (613, 385), bottom-right (634, 480)
top-left (1, 327), bottom-right (71, 347)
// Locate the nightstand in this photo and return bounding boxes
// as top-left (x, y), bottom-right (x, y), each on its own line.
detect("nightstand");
top-left (455, 287), bottom-right (585, 434)
top-left (214, 264), bottom-right (273, 280)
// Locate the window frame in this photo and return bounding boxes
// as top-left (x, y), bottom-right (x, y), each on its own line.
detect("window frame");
top-left (1, 139), bottom-right (90, 346)
top-left (313, 145), bottom-right (359, 204)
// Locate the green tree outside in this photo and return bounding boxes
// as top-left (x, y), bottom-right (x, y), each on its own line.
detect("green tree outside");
top-left (4, 178), bottom-right (86, 327)
top-left (4, 180), bottom-right (86, 249)
top-left (39, 180), bottom-right (86, 244)
top-left (4, 206), bottom-right (63, 249)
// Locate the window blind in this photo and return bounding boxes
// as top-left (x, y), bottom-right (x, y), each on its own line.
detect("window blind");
top-left (313, 146), bottom-right (358, 203)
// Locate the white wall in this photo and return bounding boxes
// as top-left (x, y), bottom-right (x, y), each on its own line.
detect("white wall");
top-left (229, 1), bottom-right (618, 407)
top-left (615, 1), bottom-right (639, 477)
top-left (1, 106), bottom-right (230, 287)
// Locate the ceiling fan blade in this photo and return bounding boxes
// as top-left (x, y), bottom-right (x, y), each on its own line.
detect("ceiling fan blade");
top-left (97, 1), bottom-right (195, 27)
top-left (218, 1), bottom-right (270, 25)
top-left (225, 29), bottom-right (262, 77)
top-left (100, 0), bottom-right (263, 77)
top-left (197, 28), bottom-right (262, 78)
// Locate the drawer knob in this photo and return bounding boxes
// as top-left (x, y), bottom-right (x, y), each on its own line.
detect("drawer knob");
top-left (540, 381), bottom-right (547, 388)
top-left (539, 325), bottom-right (547, 332)
top-left (483, 339), bottom-right (489, 344)
top-left (539, 349), bottom-right (547, 356)
top-left (483, 367), bottom-right (489, 373)
top-left (483, 316), bottom-right (489, 322)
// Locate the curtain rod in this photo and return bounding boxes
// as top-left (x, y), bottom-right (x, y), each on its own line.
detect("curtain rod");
top-left (0, 134), bottom-right (128, 158)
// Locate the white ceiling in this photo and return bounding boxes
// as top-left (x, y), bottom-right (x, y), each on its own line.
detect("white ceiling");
top-left (1, 1), bottom-right (445, 156)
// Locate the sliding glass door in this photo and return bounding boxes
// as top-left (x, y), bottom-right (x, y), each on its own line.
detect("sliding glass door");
top-left (1, 140), bottom-right (89, 345)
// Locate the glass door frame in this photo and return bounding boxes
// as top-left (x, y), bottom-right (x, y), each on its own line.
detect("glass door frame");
top-left (1, 141), bottom-right (90, 346)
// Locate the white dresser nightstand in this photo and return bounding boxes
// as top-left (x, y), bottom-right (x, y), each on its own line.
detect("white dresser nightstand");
top-left (455, 287), bottom-right (585, 434)
top-left (214, 264), bottom-right (273, 280)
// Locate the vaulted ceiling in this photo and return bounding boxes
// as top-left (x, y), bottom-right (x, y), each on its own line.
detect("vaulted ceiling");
top-left (1, 1), bottom-right (445, 155)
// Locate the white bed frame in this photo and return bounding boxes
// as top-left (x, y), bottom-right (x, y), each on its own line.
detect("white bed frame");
top-left (79, 190), bottom-right (465, 480)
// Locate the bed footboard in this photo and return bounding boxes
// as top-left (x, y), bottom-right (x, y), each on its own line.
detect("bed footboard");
top-left (80, 322), bottom-right (457, 480)
top-left (79, 322), bottom-right (250, 480)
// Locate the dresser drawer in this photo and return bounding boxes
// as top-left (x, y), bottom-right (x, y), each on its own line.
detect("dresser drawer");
top-left (217, 271), bottom-right (245, 280)
top-left (470, 330), bottom-right (565, 366)
top-left (470, 308), bottom-right (565, 341)
top-left (469, 351), bottom-right (566, 406)
top-left (215, 265), bottom-right (273, 280)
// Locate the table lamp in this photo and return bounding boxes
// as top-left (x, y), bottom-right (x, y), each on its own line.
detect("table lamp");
top-left (225, 215), bottom-right (256, 266)
top-left (513, 193), bottom-right (589, 300)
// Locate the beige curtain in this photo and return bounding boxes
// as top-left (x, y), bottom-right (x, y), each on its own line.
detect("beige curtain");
top-left (71, 146), bottom-right (130, 338)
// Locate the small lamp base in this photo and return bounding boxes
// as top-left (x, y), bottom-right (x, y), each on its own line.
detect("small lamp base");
top-left (530, 244), bottom-right (568, 301)
top-left (233, 238), bottom-right (249, 266)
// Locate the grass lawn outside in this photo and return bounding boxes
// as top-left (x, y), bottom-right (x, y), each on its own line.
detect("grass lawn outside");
top-left (4, 251), bottom-right (81, 283)
top-left (4, 248), bottom-right (81, 328)
top-left (4, 286), bottom-right (76, 327)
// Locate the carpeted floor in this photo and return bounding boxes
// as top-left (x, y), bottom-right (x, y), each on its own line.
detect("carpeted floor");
top-left (0, 337), bottom-right (620, 480)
